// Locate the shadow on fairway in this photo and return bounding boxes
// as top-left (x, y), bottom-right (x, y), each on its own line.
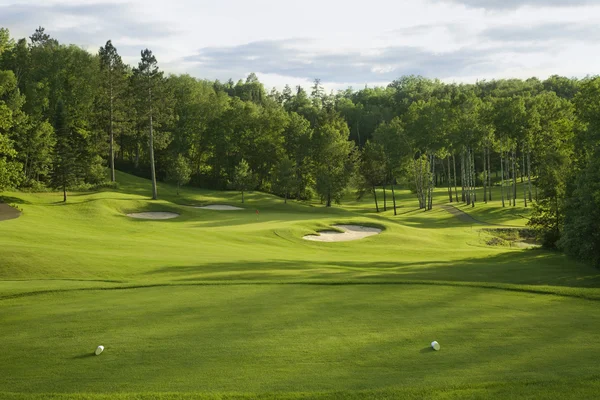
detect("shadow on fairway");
top-left (72, 353), bottom-right (95, 359)
top-left (0, 196), bottom-right (30, 205)
top-left (147, 250), bottom-right (600, 289)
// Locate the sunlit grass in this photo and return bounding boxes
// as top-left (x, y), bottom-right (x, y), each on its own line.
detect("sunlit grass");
top-left (0, 171), bottom-right (598, 399)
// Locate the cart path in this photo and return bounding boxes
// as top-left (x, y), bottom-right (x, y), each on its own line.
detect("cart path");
top-left (440, 204), bottom-right (489, 225)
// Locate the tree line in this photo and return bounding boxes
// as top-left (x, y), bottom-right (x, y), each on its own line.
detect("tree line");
top-left (0, 27), bottom-right (599, 266)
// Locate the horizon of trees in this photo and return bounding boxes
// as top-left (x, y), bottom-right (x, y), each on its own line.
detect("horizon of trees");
top-left (1, 27), bottom-right (599, 267)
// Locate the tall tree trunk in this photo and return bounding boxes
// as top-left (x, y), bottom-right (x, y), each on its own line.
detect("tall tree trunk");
top-left (527, 148), bottom-right (532, 202)
top-left (505, 150), bottom-right (511, 206)
top-left (523, 147), bottom-right (527, 207)
top-left (461, 151), bottom-right (466, 203)
top-left (466, 148), bottom-right (472, 206)
top-left (326, 191), bottom-right (331, 207)
top-left (472, 149), bottom-right (476, 205)
top-left (390, 175), bottom-right (397, 216)
top-left (242, 190), bottom-right (245, 203)
top-left (62, 173), bottom-right (67, 203)
top-left (413, 159), bottom-right (421, 208)
top-left (483, 148), bottom-right (487, 203)
top-left (373, 185), bottom-right (379, 212)
top-left (417, 157), bottom-right (425, 209)
top-left (512, 148), bottom-right (517, 207)
top-left (110, 81), bottom-right (115, 182)
top-left (134, 141), bottom-right (140, 168)
top-left (429, 154), bottom-right (435, 210)
top-left (453, 153), bottom-right (459, 203)
top-left (446, 156), bottom-right (452, 202)
top-left (487, 146), bottom-right (492, 201)
top-left (383, 184), bottom-right (387, 211)
top-left (500, 151), bottom-right (505, 207)
top-left (149, 87), bottom-right (158, 200)
top-left (119, 128), bottom-right (124, 162)
top-left (465, 150), bottom-right (471, 206)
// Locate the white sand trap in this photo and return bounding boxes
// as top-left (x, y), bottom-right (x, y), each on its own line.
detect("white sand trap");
top-left (195, 205), bottom-right (244, 211)
top-left (127, 212), bottom-right (179, 220)
top-left (303, 225), bottom-right (382, 242)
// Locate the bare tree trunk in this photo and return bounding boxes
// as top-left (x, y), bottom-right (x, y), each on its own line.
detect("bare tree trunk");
top-left (149, 86), bottom-right (158, 200)
top-left (523, 147), bottom-right (527, 207)
top-left (487, 146), bottom-right (492, 201)
top-left (120, 129), bottom-right (124, 162)
top-left (453, 154), bottom-right (459, 203)
top-left (429, 154), bottom-right (435, 210)
top-left (512, 148), bottom-right (517, 207)
top-left (472, 149), bottom-right (475, 205)
top-left (527, 148), bottom-right (532, 202)
top-left (467, 149), bottom-right (472, 206)
top-left (483, 148), bottom-right (487, 203)
top-left (63, 175), bottom-right (67, 203)
top-left (506, 150), bottom-right (512, 206)
top-left (383, 183), bottom-right (387, 211)
top-left (461, 151), bottom-right (466, 203)
top-left (500, 151), bottom-right (505, 207)
top-left (446, 156), bottom-right (452, 202)
top-left (413, 159), bottom-right (421, 208)
top-left (373, 185), bottom-right (379, 212)
top-left (463, 148), bottom-right (471, 205)
top-left (390, 175), bottom-right (397, 216)
top-left (472, 149), bottom-right (477, 206)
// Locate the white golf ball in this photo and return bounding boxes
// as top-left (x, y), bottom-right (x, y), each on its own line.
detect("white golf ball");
top-left (95, 345), bottom-right (104, 356)
top-left (431, 341), bottom-right (440, 351)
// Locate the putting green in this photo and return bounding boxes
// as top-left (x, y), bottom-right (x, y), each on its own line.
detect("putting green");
top-left (1, 171), bottom-right (599, 399)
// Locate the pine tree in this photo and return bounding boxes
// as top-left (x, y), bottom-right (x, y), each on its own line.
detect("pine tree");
top-left (133, 49), bottom-right (162, 200)
top-left (99, 40), bottom-right (127, 183)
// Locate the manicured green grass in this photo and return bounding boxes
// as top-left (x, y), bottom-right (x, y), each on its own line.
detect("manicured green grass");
top-left (1, 172), bottom-right (599, 399)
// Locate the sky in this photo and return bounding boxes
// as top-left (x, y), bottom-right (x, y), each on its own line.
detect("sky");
top-left (1, 0), bottom-right (600, 91)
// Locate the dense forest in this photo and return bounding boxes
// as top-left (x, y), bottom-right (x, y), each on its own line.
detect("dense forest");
top-left (1, 27), bottom-right (599, 266)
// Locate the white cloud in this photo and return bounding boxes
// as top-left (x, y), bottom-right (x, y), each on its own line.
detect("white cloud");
top-left (1, 0), bottom-right (599, 89)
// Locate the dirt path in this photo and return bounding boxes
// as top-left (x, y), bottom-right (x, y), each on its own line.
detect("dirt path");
top-left (0, 203), bottom-right (21, 221)
top-left (440, 205), bottom-right (489, 225)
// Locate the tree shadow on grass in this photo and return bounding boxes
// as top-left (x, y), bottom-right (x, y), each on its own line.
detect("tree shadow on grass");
top-left (0, 196), bottom-right (31, 205)
top-left (144, 250), bottom-right (600, 289)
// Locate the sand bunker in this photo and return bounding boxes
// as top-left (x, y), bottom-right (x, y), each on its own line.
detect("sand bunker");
top-left (303, 225), bottom-right (382, 242)
top-left (195, 205), bottom-right (244, 211)
top-left (127, 212), bottom-right (179, 220)
top-left (0, 203), bottom-right (20, 222)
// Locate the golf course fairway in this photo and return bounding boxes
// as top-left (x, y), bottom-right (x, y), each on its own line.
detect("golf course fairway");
top-left (1, 171), bottom-right (599, 399)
